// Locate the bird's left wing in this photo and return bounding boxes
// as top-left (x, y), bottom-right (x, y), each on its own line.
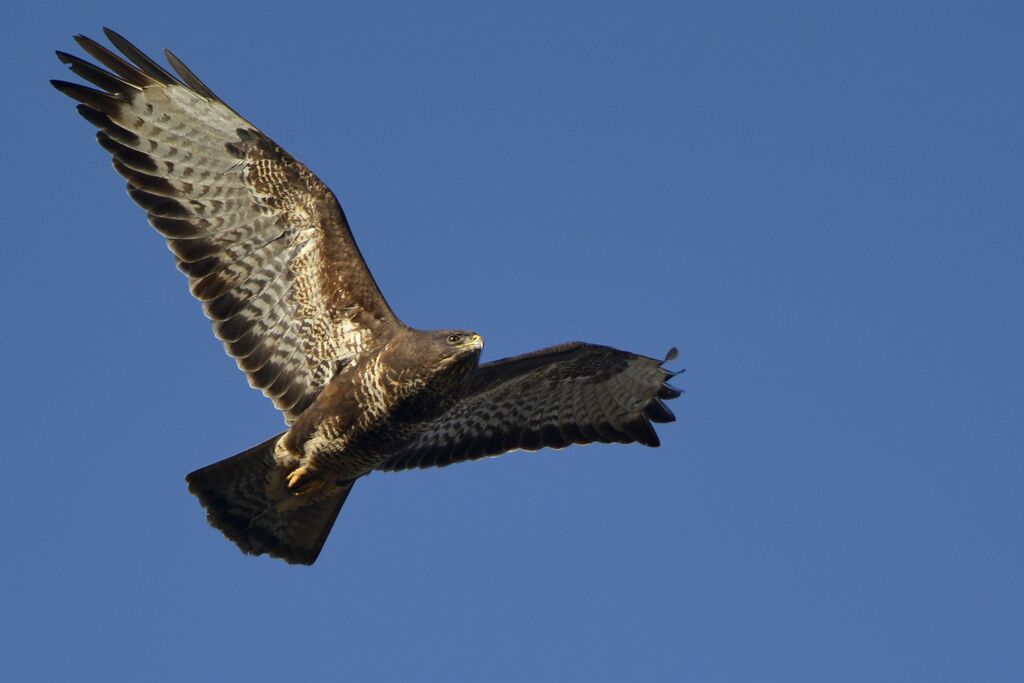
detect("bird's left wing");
top-left (52, 30), bottom-right (402, 423)
top-left (377, 343), bottom-right (681, 471)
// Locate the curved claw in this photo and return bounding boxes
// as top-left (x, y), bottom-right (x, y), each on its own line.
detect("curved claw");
top-left (286, 465), bottom-right (324, 495)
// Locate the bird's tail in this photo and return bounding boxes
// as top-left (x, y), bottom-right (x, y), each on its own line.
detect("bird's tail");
top-left (185, 433), bottom-right (353, 565)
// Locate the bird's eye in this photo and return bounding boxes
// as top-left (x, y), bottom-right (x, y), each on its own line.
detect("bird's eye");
top-left (447, 334), bottom-right (462, 344)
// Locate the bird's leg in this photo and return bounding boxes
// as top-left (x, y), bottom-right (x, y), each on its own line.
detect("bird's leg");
top-left (286, 465), bottom-right (325, 496)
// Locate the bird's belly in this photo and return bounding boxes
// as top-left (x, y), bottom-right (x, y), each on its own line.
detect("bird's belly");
top-left (301, 416), bottom-right (428, 481)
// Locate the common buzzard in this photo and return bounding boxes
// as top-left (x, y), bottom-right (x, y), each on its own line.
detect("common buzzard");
top-left (52, 30), bottom-right (682, 565)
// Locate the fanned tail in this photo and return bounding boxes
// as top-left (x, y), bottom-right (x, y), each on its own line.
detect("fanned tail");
top-left (185, 433), bottom-right (353, 565)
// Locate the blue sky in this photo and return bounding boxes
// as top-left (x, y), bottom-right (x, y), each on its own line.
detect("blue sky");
top-left (3, 1), bottom-right (1022, 680)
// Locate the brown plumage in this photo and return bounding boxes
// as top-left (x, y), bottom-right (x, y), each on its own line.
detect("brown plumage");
top-left (53, 30), bottom-right (683, 565)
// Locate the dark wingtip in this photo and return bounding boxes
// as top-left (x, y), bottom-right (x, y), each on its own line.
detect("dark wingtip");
top-left (102, 27), bottom-right (179, 85)
top-left (643, 398), bottom-right (676, 424)
top-left (164, 47), bottom-right (219, 100)
top-left (101, 26), bottom-right (122, 44)
top-left (658, 348), bottom-right (684, 399)
top-left (659, 383), bottom-right (683, 400)
top-left (56, 49), bottom-right (139, 96)
top-left (71, 34), bottom-right (99, 55)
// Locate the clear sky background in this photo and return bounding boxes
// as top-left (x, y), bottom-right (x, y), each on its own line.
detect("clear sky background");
top-left (2, 2), bottom-right (1022, 681)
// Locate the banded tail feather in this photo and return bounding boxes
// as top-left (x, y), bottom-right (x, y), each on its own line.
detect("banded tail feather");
top-left (186, 434), bottom-right (354, 565)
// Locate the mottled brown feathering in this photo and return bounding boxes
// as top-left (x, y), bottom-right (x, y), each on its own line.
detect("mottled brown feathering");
top-left (53, 30), bottom-right (682, 565)
top-left (53, 29), bottom-right (397, 422)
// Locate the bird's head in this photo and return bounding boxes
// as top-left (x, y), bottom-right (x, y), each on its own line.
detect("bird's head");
top-left (430, 330), bottom-right (484, 364)
top-left (416, 328), bottom-right (480, 374)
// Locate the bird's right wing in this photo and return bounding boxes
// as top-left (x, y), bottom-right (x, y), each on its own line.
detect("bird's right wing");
top-left (52, 30), bottom-right (403, 423)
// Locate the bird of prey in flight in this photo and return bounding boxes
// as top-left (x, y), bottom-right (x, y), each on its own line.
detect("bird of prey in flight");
top-left (52, 29), bottom-right (682, 565)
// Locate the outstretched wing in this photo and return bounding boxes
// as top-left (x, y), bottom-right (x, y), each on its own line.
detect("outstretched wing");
top-left (52, 30), bottom-right (401, 423)
top-left (377, 343), bottom-right (681, 471)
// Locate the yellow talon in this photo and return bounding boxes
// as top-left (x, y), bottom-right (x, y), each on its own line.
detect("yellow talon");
top-left (286, 465), bottom-right (324, 495)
